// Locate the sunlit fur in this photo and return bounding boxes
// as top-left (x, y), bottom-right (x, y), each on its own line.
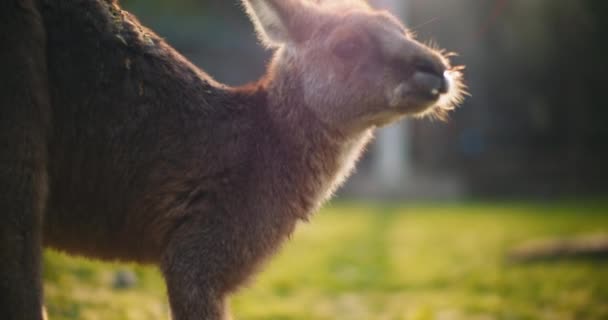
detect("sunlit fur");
top-left (311, 0), bottom-right (371, 10)
top-left (416, 65), bottom-right (468, 121)
top-left (414, 44), bottom-right (468, 121)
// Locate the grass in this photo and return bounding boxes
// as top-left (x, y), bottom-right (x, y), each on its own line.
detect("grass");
top-left (44, 201), bottom-right (608, 320)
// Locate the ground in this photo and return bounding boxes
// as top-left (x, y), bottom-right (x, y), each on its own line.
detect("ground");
top-left (44, 201), bottom-right (608, 320)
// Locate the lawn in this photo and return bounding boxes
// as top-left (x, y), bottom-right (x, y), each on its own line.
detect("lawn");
top-left (44, 202), bottom-right (608, 320)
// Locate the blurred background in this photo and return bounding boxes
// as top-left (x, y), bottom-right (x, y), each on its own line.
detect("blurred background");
top-left (43, 1), bottom-right (608, 319)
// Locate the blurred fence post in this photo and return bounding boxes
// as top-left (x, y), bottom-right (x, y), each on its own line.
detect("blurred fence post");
top-left (372, 0), bottom-right (411, 193)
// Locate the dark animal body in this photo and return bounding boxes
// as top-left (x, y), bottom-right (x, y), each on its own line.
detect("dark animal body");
top-left (0, 0), bottom-right (464, 319)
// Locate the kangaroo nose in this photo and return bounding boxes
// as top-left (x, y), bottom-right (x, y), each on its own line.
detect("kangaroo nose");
top-left (412, 57), bottom-right (449, 96)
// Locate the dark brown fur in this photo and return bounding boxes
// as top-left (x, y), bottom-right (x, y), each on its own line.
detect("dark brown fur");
top-left (0, 0), bottom-right (50, 319)
top-left (0, 0), bottom-right (463, 319)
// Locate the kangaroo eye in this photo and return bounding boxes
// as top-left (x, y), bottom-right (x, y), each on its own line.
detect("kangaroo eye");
top-left (333, 38), bottom-right (362, 59)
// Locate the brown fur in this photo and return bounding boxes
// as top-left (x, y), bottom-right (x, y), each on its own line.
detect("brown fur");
top-left (0, 1), bottom-right (51, 319)
top-left (0, 0), bottom-right (464, 319)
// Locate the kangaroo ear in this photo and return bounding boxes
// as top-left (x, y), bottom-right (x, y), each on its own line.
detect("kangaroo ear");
top-left (242, 0), bottom-right (318, 47)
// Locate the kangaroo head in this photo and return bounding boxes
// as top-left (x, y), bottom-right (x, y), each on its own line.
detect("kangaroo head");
top-left (243, 0), bottom-right (465, 133)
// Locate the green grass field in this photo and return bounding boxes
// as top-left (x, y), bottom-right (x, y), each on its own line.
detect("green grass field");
top-left (44, 202), bottom-right (608, 320)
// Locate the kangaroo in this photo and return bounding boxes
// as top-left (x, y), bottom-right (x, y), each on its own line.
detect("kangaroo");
top-left (0, 0), bottom-right (464, 319)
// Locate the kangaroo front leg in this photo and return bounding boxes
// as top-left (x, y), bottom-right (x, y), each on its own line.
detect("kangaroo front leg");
top-left (163, 270), bottom-right (228, 320)
top-left (161, 219), bottom-right (235, 320)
